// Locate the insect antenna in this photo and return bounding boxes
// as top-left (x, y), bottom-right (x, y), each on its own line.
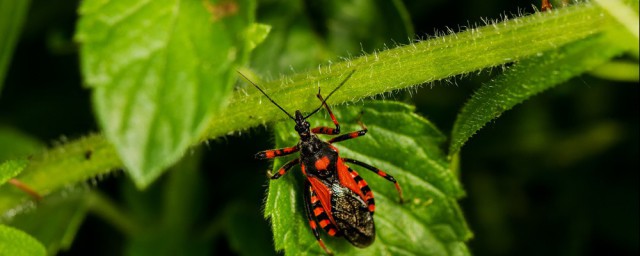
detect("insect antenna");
top-left (238, 71), bottom-right (295, 120)
top-left (304, 69), bottom-right (356, 119)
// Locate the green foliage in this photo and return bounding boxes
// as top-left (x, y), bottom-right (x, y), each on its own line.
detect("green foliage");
top-left (0, 224), bottom-right (46, 256)
top-left (594, 0), bottom-right (639, 43)
top-left (265, 101), bottom-right (471, 255)
top-left (0, 0), bottom-right (30, 93)
top-left (0, 2), bottom-right (620, 206)
top-left (116, 150), bottom-right (211, 255)
top-left (0, 0), bottom-right (637, 255)
top-left (449, 33), bottom-right (626, 157)
top-left (205, 2), bottom-right (617, 140)
top-left (75, 0), bottom-right (260, 188)
top-left (0, 159), bottom-right (27, 185)
top-left (8, 191), bottom-right (88, 254)
top-left (0, 135), bottom-right (119, 214)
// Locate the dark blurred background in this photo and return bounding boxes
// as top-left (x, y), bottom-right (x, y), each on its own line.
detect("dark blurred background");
top-left (0, 0), bottom-right (637, 255)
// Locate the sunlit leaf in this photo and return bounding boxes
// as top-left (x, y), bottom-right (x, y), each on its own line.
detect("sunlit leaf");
top-left (0, 224), bottom-right (46, 256)
top-left (76, 0), bottom-right (258, 188)
top-left (0, 159), bottom-right (27, 185)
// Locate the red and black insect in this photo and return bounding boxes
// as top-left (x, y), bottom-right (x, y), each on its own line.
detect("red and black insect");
top-left (240, 70), bottom-right (404, 254)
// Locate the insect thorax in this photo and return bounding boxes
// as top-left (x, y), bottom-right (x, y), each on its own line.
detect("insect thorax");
top-left (300, 136), bottom-right (339, 178)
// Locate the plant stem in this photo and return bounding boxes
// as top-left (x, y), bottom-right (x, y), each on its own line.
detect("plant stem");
top-left (201, 2), bottom-right (613, 139)
top-left (0, 2), bottom-right (621, 214)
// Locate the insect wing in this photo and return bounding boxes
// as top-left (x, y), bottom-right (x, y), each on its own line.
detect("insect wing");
top-left (308, 176), bottom-right (337, 225)
top-left (330, 183), bottom-right (375, 248)
top-left (336, 158), bottom-right (367, 202)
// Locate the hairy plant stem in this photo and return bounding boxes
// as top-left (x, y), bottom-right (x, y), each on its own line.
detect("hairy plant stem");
top-left (0, 2), bottom-right (620, 214)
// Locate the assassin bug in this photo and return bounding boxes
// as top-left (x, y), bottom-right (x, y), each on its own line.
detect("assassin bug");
top-left (239, 70), bottom-right (404, 254)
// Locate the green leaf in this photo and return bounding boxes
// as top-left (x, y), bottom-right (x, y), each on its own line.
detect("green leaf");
top-left (244, 23), bottom-right (271, 52)
top-left (264, 101), bottom-right (471, 255)
top-left (0, 159), bottom-right (27, 185)
top-left (0, 0), bottom-right (30, 94)
top-left (6, 191), bottom-right (88, 255)
top-left (206, 2), bottom-right (617, 140)
top-left (0, 224), bottom-right (46, 256)
top-left (76, 0), bottom-right (257, 188)
top-left (593, 0), bottom-right (639, 40)
top-left (589, 60), bottom-right (640, 82)
top-left (113, 149), bottom-right (210, 255)
top-left (448, 33), bottom-right (625, 157)
top-left (1, 2), bottom-right (625, 215)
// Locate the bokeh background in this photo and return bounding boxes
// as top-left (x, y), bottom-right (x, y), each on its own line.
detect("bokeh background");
top-left (0, 0), bottom-right (637, 255)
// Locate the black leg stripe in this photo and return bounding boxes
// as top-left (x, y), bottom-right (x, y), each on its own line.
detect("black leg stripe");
top-left (316, 212), bottom-right (330, 221)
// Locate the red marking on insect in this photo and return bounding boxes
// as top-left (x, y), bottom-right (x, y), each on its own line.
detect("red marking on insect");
top-left (319, 219), bottom-right (331, 228)
top-left (315, 156), bottom-right (331, 170)
top-left (336, 158), bottom-right (366, 200)
top-left (244, 70), bottom-right (404, 255)
top-left (265, 151), bottom-right (275, 158)
top-left (308, 177), bottom-right (336, 223)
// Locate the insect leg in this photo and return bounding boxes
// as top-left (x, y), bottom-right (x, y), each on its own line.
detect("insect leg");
top-left (311, 91), bottom-right (341, 135)
top-left (342, 158), bottom-right (404, 203)
top-left (255, 145), bottom-right (299, 160)
top-left (267, 158), bottom-right (299, 179)
top-left (327, 120), bottom-right (368, 144)
top-left (304, 180), bottom-right (334, 255)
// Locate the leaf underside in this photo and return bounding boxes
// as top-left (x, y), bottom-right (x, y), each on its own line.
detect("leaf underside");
top-left (264, 101), bottom-right (471, 255)
top-left (448, 33), bottom-right (625, 157)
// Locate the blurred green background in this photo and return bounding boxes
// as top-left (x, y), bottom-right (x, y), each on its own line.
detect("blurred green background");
top-left (0, 0), bottom-right (637, 255)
